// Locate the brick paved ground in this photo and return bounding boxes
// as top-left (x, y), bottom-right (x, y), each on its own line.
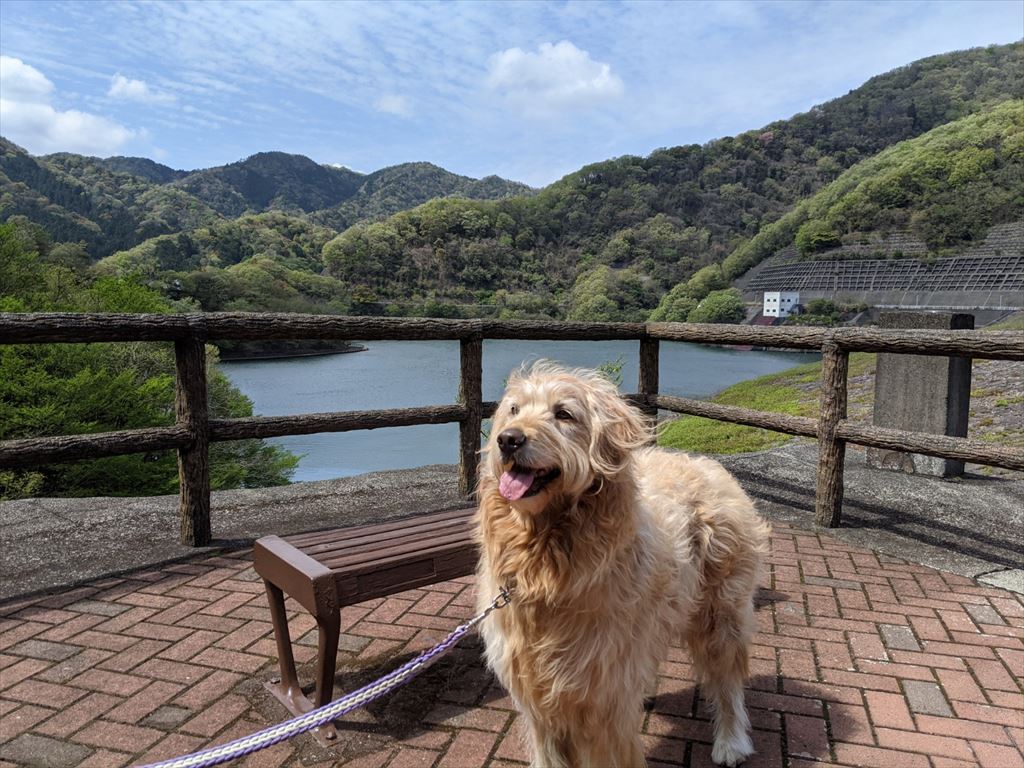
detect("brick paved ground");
top-left (1, 521), bottom-right (1021, 768)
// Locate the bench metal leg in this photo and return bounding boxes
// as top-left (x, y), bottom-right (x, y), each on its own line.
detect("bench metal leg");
top-left (263, 580), bottom-right (339, 745)
top-left (314, 611), bottom-right (341, 709)
top-left (265, 582), bottom-right (301, 701)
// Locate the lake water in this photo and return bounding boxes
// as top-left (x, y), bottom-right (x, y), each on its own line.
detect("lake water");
top-left (220, 340), bottom-right (814, 481)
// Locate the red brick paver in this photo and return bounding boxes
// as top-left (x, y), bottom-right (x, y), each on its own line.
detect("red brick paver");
top-left (0, 522), bottom-right (1021, 767)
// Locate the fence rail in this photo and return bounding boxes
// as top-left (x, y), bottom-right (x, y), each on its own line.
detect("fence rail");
top-left (2, 312), bottom-right (1021, 545)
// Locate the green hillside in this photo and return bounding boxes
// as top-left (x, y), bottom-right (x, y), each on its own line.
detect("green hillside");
top-left (172, 154), bottom-right (531, 222)
top-left (791, 100), bottom-right (1022, 255)
top-left (96, 212), bottom-right (344, 314)
top-left (1, 139), bottom-right (221, 256)
top-left (171, 151), bottom-right (365, 217)
top-left (2, 42), bottom-right (1020, 321)
top-left (311, 44), bottom-right (1021, 319)
top-left (309, 162), bottom-right (533, 231)
top-left (96, 156), bottom-right (187, 184)
top-left (1, 140), bottom-right (533, 265)
top-left (647, 99), bottom-right (1023, 319)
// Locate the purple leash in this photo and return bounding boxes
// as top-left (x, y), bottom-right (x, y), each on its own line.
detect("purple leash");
top-left (140, 587), bottom-right (512, 768)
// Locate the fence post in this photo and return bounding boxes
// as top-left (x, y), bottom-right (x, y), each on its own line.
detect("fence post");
top-left (638, 335), bottom-right (660, 439)
top-left (458, 334), bottom-right (484, 498)
top-left (815, 339), bottom-right (848, 527)
top-left (175, 336), bottom-right (211, 546)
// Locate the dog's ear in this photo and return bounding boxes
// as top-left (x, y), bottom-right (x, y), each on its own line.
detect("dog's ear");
top-left (587, 384), bottom-right (651, 477)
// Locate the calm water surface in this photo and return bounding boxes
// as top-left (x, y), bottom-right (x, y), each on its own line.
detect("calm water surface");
top-left (221, 340), bottom-right (814, 481)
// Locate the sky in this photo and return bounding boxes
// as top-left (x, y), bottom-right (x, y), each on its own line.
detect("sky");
top-left (0, 1), bottom-right (1021, 188)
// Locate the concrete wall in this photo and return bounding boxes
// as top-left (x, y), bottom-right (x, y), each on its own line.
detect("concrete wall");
top-left (738, 222), bottom-right (1024, 310)
top-left (867, 312), bottom-right (974, 477)
top-left (753, 288), bottom-right (1024, 311)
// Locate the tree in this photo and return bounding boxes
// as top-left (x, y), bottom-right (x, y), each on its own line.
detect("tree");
top-left (567, 267), bottom-right (622, 322)
top-left (648, 283), bottom-right (698, 322)
top-left (567, 266), bottom-right (655, 322)
top-left (683, 264), bottom-right (727, 299)
top-left (0, 222), bottom-right (298, 500)
top-left (795, 219), bottom-right (841, 256)
top-left (687, 289), bottom-right (747, 324)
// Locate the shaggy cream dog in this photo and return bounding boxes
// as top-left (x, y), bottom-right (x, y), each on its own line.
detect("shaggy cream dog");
top-left (475, 362), bottom-right (769, 767)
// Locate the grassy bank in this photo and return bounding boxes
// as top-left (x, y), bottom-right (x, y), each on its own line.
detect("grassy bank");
top-left (985, 312), bottom-right (1024, 331)
top-left (657, 354), bottom-right (875, 454)
top-left (657, 344), bottom-right (1021, 472)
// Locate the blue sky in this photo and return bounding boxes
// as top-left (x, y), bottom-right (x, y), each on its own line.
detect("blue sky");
top-left (1, 0), bottom-right (1020, 187)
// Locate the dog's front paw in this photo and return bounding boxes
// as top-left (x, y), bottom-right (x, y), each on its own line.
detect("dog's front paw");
top-left (711, 732), bottom-right (754, 766)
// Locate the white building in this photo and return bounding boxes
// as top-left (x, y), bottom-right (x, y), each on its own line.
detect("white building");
top-left (763, 291), bottom-right (800, 318)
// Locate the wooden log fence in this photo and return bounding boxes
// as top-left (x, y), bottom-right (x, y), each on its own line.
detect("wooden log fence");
top-left (458, 335), bottom-right (484, 497)
top-left (175, 338), bottom-right (210, 546)
top-left (1, 312), bottom-right (1021, 544)
top-left (815, 342), bottom-right (849, 528)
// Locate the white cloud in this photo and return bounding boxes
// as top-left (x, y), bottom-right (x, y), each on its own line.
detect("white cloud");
top-left (487, 41), bottom-right (623, 116)
top-left (3, 0), bottom-right (1020, 185)
top-left (0, 99), bottom-right (136, 155)
top-left (0, 56), bottom-right (135, 155)
top-left (374, 93), bottom-right (412, 117)
top-left (108, 73), bottom-right (176, 104)
top-left (0, 55), bottom-right (54, 103)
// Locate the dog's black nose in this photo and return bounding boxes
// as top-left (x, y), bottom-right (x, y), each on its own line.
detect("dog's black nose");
top-left (497, 428), bottom-right (526, 457)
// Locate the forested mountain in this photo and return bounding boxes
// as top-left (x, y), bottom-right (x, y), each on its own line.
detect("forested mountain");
top-left (650, 99), bottom-right (1024, 320)
top-left (528, 41), bottom-right (1021, 261)
top-left (96, 88), bottom-right (1020, 325)
top-left (171, 151), bottom-right (366, 217)
top-left (1, 139), bottom-right (220, 255)
top-left (2, 42), bottom-right (1020, 323)
top-left (96, 156), bottom-right (187, 184)
top-left (95, 212), bottom-right (345, 314)
top-left (315, 43), bottom-right (1023, 319)
top-left (309, 162), bottom-right (533, 231)
top-left (744, 101), bottom-right (1022, 263)
top-left (173, 153), bottom-right (532, 224)
top-left (0, 144), bottom-right (531, 259)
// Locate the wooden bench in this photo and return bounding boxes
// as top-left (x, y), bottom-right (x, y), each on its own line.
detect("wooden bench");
top-left (253, 507), bottom-right (478, 743)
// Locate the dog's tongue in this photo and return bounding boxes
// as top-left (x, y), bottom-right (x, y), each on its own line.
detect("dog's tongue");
top-left (499, 468), bottom-right (536, 500)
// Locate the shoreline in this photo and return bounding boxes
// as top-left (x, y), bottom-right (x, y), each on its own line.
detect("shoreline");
top-left (218, 344), bottom-right (368, 362)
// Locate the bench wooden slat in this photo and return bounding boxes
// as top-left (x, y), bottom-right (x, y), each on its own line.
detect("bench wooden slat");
top-left (301, 519), bottom-right (475, 565)
top-left (318, 528), bottom-right (476, 570)
top-left (283, 507), bottom-right (474, 547)
top-left (297, 512), bottom-right (474, 560)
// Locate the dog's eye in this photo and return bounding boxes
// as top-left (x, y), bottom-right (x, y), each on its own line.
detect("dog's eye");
top-left (555, 409), bottom-right (574, 421)
top-left (509, 403), bottom-right (519, 415)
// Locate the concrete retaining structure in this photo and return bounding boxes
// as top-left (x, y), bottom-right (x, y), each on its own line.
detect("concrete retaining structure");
top-left (867, 311), bottom-right (974, 477)
top-left (739, 222), bottom-right (1024, 310)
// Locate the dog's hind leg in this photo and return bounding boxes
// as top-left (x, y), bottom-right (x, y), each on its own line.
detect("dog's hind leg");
top-left (523, 716), bottom-right (571, 768)
top-left (687, 599), bottom-right (756, 767)
top-left (570, 715), bottom-right (647, 768)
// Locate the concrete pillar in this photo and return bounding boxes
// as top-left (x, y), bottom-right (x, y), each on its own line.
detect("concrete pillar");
top-left (867, 311), bottom-right (974, 477)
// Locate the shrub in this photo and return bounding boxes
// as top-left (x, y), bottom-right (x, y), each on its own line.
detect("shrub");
top-left (687, 288), bottom-right (746, 324)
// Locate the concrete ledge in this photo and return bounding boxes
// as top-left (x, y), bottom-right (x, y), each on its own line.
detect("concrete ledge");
top-left (2, 447), bottom-right (1022, 600)
top-left (0, 465), bottom-right (464, 600)
top-left (720, 443), bottom-right (1023, 587)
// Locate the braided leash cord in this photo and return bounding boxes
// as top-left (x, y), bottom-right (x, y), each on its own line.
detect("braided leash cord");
top-left (141, 588), bottom-right (511, 768)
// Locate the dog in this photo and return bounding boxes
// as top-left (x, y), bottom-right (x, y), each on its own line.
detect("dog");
top-left (475, 362), bottom-right (769, 767)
